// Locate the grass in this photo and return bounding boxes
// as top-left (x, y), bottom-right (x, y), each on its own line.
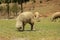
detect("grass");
top-left (0, 18), bottom-right (60, 40)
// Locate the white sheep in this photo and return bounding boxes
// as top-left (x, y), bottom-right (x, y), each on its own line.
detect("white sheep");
top-left (16, 11), bottom-right (35, 31)
top-left (51, 12), bottom-right (60, 21)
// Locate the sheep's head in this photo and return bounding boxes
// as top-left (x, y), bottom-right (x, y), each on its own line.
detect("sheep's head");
top-left (16, 22), bottom-right (23, 31)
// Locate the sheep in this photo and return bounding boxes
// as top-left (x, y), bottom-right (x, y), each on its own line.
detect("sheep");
top-left (16, 11), bottom-right (35, 31)
top-left (34, 12), bottom-right (40, 22)
top-left (51, 12), bottom-right (60, 21)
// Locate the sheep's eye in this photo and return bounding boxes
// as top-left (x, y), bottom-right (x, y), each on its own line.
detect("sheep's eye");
top-left (20, 27), bottom-right (22, 29)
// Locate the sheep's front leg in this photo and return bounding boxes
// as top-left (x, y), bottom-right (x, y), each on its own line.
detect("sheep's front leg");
top-left (29, 22), bottom-right (34, 30)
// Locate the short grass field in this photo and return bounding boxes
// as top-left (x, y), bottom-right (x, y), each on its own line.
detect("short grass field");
top-left (0, 17), bottom-right (60, 40)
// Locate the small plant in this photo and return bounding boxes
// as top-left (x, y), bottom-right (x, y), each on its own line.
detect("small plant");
top-left (40, 0), bottom-right (42, 3)
top-left (10, 3), bottom-right (20, 16)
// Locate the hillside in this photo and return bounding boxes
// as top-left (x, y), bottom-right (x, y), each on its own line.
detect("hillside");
top-left (0, 0), bottom-right (60, 19)
top-left (24, 0), bottom-right (60, 13)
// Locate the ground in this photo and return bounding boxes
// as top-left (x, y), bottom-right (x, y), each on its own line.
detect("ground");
top-left (0, 17), bottom-right (60, 40)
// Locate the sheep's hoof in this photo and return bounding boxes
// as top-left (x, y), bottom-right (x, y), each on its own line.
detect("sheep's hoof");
top-left (17, 27), bottom-right (24, 31)
top-left (18, 29), bottom-right (24, 32)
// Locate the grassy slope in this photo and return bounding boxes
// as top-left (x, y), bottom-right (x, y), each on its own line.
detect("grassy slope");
top-left (0, 18), bottom-right (60, 40)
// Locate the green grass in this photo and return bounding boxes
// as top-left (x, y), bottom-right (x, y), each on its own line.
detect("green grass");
top-left (0, 18), bottom-right (60, 40)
